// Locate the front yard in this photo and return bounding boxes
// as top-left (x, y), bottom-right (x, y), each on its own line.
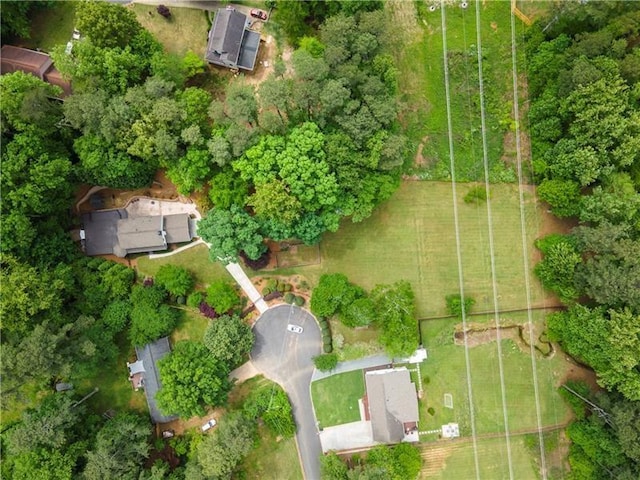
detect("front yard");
top-left (311, 370), bottom-right (365, 428)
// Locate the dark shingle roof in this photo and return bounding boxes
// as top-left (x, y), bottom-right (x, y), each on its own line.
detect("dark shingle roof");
top-left (135, 337), bottom-right (178, 424)
top-left (205, 9), bottom-right (260, 71)
top-left (365, 369), bottom-right (419, 443)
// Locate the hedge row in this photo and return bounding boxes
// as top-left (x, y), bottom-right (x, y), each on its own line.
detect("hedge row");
top-left (318, 317), bottom-right (332, 353)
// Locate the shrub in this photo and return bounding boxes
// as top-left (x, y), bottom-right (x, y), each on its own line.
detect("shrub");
top-left (423, 375), bottom-right (430, 385)
top-left (155, 266), bottom-right (195, 296)
top-left (157, 5), bottom-right (171, 18)
top-left (240, 250), bottom-right (270, 270)
top-left (177, 295), bottom-right (186, 305)
top-left (333, 333), bottom-right (344, 349)
top-left (293, 295), bottom-right (305, 306)
top-left (284, 292), bottom-right (295, 304)
top-left (187, 291), bottom-right (205, 308)
top-left (262, 286), bottom-right (272, 296)
top-left (206, 280), bottom-right (240, 313)
top-left (427, 407), bottom-right (435, 416)
top-left (313, 353), bottom-right (338, 371)
top-left (464, 185), bottom-right (488, 204)
top-left (323, 343), bottom-right (333, 353)
top-left (445, 294), bottom-right (475, 317)
top-left (199, 302), bottom-right (217, 319)
top-left (266, 279), bottom-right (278, 290)
top-left (283, 283), bottom-right (293, 292)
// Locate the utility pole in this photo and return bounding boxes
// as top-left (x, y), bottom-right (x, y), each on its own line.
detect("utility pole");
top-left (72, 387), bottom-right (99, 408)
top-left (562, 384), bottom-right (613, 428)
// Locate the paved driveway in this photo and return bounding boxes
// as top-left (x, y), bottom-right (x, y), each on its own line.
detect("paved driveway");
top-left (251, 305), bottom-right (322, 480)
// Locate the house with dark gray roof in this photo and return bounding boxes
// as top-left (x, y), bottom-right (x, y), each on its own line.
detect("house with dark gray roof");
top-left (81, 211), bottom-right (193, 257)
top-left (205, 8), bottom-right (261, 71)
top-left (127, 337), bottom-right (178, 424)
top-left (364, 368), bottom-right (419, 443)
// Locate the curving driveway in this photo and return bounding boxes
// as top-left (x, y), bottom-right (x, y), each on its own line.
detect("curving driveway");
top-left (251, 304), bottom-right (322, 480)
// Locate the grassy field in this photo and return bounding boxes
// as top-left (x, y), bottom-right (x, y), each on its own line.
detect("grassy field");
top-left (420, 436), bottom-right (539, 479)
top-left (311, 370), bottom-right (365, 428)
top-left (21, 2), bottom-right (76, 53)
top-left (132, 4), bottom-right (210, 57)
top-left (418, 316), bottom-right (572, 439)
top-left (144, 182), bottom-right (549, 319)
top-left (137, 244), bottom-right (231, 287)
top-left (390, 1), bottom-right (528, 181)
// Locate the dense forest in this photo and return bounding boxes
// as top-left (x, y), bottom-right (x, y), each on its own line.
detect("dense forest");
top-left (528, 2), bottom-right (640, 478)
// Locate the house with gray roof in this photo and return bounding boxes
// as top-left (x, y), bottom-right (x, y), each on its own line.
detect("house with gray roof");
top-left (205, 8), bottom-right (261, 71)
top-left (127, 337), bottom-right (178, 424)
top-left (81, 211), bottom-right (193, 257)
top-left (364, 368), bottom-right (419, 443)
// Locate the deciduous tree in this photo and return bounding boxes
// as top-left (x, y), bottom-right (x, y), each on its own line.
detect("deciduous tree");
top-left (156, 341), bottom-right (231, 418)
top-left (203, 314), bottom-right (253, 368)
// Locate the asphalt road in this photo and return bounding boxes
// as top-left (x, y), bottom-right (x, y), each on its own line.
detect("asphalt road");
top-left (251, 305), bottom-right (322, 480)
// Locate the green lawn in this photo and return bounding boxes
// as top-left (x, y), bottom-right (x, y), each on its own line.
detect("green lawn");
top-left (311, 370), bottom-right (365, 428)
top-left (136, 244), bottom-right (231, 288)
top-left (145, 182), bottom-right (548, 320)
top-left (391, 1), bottom-right (528, 181)
top-left (241, 426), bottom-right (303, 480)
top-left (171, 308), bottom-right (209, 344)
top-left (421, 436), bottom-right (539, 479)
top-left (21, 2), bottom-right (76, 53)
top-left (418, 317), bottom-right (572, 437)
top-left (132, 4), bottom-right (210, 57)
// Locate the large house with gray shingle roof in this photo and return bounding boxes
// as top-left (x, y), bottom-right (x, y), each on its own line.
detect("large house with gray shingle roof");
top-left (364, 368), bottom-right (420, 443)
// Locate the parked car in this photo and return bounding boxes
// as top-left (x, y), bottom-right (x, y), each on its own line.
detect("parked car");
top-left (287, 324), bottom-right (303, 334)
top-left (250, 9), bottom-right (267, 20)
top-left (201, 419), bottom-right (217, 432)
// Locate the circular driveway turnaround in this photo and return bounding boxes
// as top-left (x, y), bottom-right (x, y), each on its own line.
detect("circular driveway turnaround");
top-left (251, 304), bottom-right (322, 480)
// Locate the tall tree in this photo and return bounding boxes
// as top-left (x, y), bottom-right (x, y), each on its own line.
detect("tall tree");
top-left (195, 412), bottom-right (256, 478)
top-left (198, 205), bottom-right (266, 262)
top-left (83, 413), bottom-right (151, 480)
top-left (75, 0), bottom-right (142, 49)
top-left (370, 281), bottom-right (419, 357)
top-left (156, 341), bottom-right (231, 418)
top-left (203, 314), bottom-right (253, 369)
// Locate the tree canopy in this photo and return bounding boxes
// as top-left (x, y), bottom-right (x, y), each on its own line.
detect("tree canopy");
top-left (156, 341), bottom-right (232, 418)
top-left (203, 314), bottom-right (254, 369)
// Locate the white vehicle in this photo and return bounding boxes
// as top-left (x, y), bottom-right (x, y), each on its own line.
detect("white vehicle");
top-left (287, 324), bottom-right (303, 334)
top-left (201, 419), bottom-right (217, 432)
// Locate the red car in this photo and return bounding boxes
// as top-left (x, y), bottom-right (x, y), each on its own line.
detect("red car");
top-left (250, 9), bottom-right (267, 20)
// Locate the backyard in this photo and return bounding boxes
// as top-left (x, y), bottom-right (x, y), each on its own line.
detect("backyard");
top-left (417, 313), bottom-right (575, 439)
top-left (311, 370), bottom-right (365, 428)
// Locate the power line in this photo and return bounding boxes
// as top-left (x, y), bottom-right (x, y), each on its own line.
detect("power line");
top-left (509, 7), bottom-right (548, 479)
top-left (440, 2), bottom-right (480, 478)
top-left (474, 1), bottom-right (514, 477)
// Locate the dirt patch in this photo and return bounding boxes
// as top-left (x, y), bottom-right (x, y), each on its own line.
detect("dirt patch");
top-left (560, 362), bottom-right (600, 392)
top-left (157, 406), bottom-right (224, 437)
top-left (453, 321), bottom-right (555, 357)
top-left (414, 136), bottom-right (430, 168)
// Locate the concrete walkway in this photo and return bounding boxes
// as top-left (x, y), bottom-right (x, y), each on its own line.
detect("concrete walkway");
top-left (229, 361), bottom-right (259, 383)
top-left (148, 238), bottom-right (205, 259)
top-left (311, 353), bottom-right (392, 382)
top-left (226, 262), bottom-right (268, 313)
